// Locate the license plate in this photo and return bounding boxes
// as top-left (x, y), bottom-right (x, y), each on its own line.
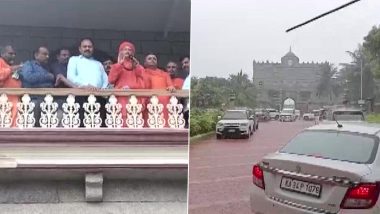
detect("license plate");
top-left (280, 177), bottom-right (322, 198)
top-left (228, 129), bottom-right (236, 133)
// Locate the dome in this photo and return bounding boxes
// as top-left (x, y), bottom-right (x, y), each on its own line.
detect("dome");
top-left (281, 47), bottom-right (299, 65)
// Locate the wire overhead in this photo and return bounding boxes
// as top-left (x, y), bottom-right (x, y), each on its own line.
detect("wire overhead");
top-left (286, 0), bottom-right (362, 33)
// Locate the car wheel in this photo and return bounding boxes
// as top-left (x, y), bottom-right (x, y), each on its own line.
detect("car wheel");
top-left (275, 115), bottom-right (279, 120)
top-left (216, 134), bottom-right (222, 140)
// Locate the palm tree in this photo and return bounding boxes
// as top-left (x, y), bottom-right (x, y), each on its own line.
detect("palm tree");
top-left (342, 47), bottom-right (375, 101)
top-left (228, 70), bottom-right (256, 108)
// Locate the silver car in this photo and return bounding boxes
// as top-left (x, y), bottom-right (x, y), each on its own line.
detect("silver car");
top-left (250, 122), bottom-right (380, 214)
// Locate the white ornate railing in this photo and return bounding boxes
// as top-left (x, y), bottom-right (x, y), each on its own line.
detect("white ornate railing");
top-left (0, 88), bottom-right (189, 129)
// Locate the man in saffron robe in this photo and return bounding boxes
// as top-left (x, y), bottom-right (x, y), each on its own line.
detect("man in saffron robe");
top-left (0, 45), bottom-right (22, 127)
top-left (108, 41), bottom-right (146, 127)
top-left (166, 61), bottom-right (182, 90)
top-left (168, 56), bottom-right (189, 90)
top-left (144, 54), bottom-right (175, 127)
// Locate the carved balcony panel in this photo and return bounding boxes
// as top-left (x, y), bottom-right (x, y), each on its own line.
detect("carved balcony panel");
top-left (0, 94), bottom-right (12, 128)
top-left (83, 95), bottom-right (102, 128)
top-left (40, 94), bottom-right (59, 128)
top-left (125, 95), bottom-right (144, 128)
top-left (105, 95), bottom-right (123, 128)
top-left (16, 94), bottom-right (35, 128)
top-left (167, 96), bottom-right (185, 129)
top-left (62, 94), bottom-right (81, 128)
top-left (147, 96), bottom-right (165, 128)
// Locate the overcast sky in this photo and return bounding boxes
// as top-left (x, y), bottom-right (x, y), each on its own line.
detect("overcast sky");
top-left (190, 0), bottom-right (380, 78)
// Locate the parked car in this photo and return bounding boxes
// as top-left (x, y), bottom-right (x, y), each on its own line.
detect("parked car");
top-left (255, 108), bottom-right (270, 121)
top-left (250, 122), bottom-right (380, 214)
top-left (279, 109), bottom-right (296, 122)
top-left (324, 107), bottom-right (365, 122)
top-left (215, 109), bottom-right (256, 139)
top-left (267, 108), bottom-right (280, 120)
top-left (302, 112), bottom-right (315, 121)
top-left (312, 109), bottom-right (321, 117)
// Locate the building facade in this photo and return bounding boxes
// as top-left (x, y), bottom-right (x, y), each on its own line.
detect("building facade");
top-left (253, 49), bottom-right (336, 112)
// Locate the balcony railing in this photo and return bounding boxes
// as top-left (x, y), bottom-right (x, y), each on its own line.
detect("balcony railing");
top-left (0, 88), bottom-right (189, 173)
top-left (0, 88), bottom-right (189, 129)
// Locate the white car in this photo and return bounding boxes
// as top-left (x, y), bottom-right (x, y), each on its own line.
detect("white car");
top-left (327, 108), bottom-right (365, 121)
top-left (216, 110), bottom-right (255, 139)
top-left (303, 112), bottom-right (316, 121)
top-left (279, 109), bottom-right (296, 122)
top-left (268, 109), bottom-right (280, 120)
top-left (250, 122), bottom-right (380, 214)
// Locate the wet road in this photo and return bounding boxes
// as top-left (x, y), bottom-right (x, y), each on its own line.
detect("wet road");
top-left (188, 120), bottom-right (315, 214)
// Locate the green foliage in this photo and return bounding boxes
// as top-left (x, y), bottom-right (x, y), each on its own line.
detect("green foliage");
top-left (190, 108), bottom-right (222, 137)
top-left (341, 46), bottom-right (375, 100)
top-left (191, 71), bottom-right (257, 109)
top-left (363, 25), bottom-right (380, 79)
top-left (366, 114), bottom-right (380, 123)
top-left (317, 63), bottom-right (338, 98)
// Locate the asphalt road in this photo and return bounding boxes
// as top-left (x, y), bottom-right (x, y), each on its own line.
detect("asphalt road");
top-left (188, 120), bottom-right (315, 214)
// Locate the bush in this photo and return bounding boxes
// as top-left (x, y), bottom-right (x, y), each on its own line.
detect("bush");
top-left (366, 114), bottom-right (380, 123)
top-left (190, 108), bottom-right (222, 137)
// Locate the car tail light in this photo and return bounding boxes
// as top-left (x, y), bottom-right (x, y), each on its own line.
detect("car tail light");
top-left (340, 183), bottom-right (380, 209)
top-left (252, 164), bottom-right (265, 189)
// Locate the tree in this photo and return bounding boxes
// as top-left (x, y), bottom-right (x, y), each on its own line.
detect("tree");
top-left (341, 46), bottom-right (375, 101)
top-left (190, 71), bottom-right (257, 109)
top-left (191, 76), bottom-right (230, 109)
top-left (227, 70), bottom-right (257, 108)
top-left (317, 63), bottom-right (338, 99)
top-left (363, 25), bottom-right (380, 78)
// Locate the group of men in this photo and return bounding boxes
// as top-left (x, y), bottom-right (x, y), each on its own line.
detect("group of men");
top-left (0, 38), bottom-right (190, 127)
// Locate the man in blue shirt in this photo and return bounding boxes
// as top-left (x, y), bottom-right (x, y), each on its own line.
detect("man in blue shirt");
top-left (20, 46), bottom-right (54, 88)
top-left (67, 38), bottom-right (109, 127)
top-left (20, 46), bottom-right (55, 127)
top-left (67, 38), bottom-right (109, 89)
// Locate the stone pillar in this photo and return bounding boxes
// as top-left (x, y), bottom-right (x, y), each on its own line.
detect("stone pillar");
top-left (85, 172), bottom-right (103, 202)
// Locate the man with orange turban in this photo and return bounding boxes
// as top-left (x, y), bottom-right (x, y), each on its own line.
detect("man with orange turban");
top-left (108, 41), bottom-right (146, 127)
top-left (144, 54), bottom-right (175, 127)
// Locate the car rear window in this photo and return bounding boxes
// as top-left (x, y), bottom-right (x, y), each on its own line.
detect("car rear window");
top-left (333, 111), bottom-right (364, 121)
top-left (223, 111), bottom-right (247, 120)
top-left (280, 131), bottom-right (378, 164)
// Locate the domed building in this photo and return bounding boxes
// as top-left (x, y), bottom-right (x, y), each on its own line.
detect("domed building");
top-left (252, 48), bottom-right (338, 112)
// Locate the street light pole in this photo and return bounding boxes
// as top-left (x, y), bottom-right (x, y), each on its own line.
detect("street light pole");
top-left (360, 59), bottom-right (363, 101)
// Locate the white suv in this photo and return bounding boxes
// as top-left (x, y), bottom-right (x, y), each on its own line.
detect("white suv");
top-left (216, 110), bottom-right (255, 139)
top-left (279, 109), bottom-right (296, 122)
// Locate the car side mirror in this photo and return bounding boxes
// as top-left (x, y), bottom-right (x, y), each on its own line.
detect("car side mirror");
top-left (217, 116), bottom-right (221, 120)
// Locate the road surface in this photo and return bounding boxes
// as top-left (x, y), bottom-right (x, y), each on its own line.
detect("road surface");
top-left (189, 120), bottom-right (314, 214)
